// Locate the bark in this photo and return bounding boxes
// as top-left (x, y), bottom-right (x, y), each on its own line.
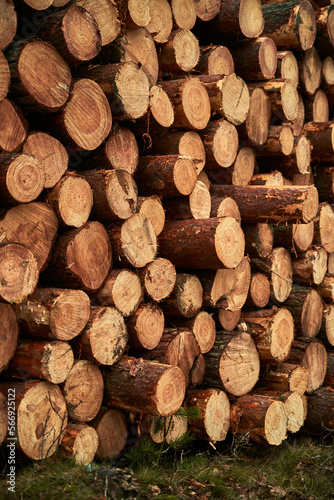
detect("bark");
top-left (0, 303), bottom-right (19, 374)
top-left (249, 79), bottom-right (299, 121)
top-left (90, 408), bottom-right (128, 460)
top-left (253, 124), bottom-right (294, 156)
top-left (0, 98), bottom-right (27, 153)
top-left (189, 353), bottom-right (206, 387)
top-left (302, 121), bottom-right (334, 161)
top-left (137, 258), bottom-right (176, 302)
top-left (126, 302), bottom-right (165, 350)
top-left (243, 223), bottom-right (274, 259)
top-left (317, 275), bottom-right (334, 302)
top-left (314, 5), bottom-right (334, 56)
top-left (75, 0), bottom-right (121, 46)
top-left (287, 338), bottom-right (327, 394)
top-left (163, 181), bottom-right (211, 221)
top-left (231, 37), bottom-right (277, 80)
top-left (170, 311), bottom-right (216, 354)
top-left (305, 386), bottom-right (334, 434)
top-left (324, 350), bottom-right (334, 386)
top-left (60, 423), bottom-right (98, 466)
top-left (210, 195), bottom-right (241, 221)
top-left (272, 221), bottom-right (314, 253)
top-left (321, 304), bottom-right (334, 347)
top-left (260, 363), bottom-right (309, 395)
top-left (293, 246), bottom-right (328, 285)
top-left (200, 118), bottom-right (239, 169)
top-left (315, 166), bottom-right (334, 202)
top-left (256, 135), bottom-right (311, 175)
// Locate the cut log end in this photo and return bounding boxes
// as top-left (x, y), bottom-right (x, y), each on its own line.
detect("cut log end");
top-left (173, 30), bottom-right (200, 72)
top-left (96, 269), bottom-right (142, 317)
top-left (104, 127), bottom-right (139, 175)
top-left (278, 50), bottom-right (299, 84)
top-left (246, 87), bottom-right (271, 146)
top-left (93, 409), bottom-right (127, 461)
top-left (5, 154), bottom-right (45, 204)
top-left (179, 131), bottom-right (206, 174)
top-left (192, 311), bottom-right (216, 354)
top-left (270, 247), bottom-right (293, 303)
top-left (55, 175), bottom-right (93, 228)
top-left (239, 0), bottom-right (264, 39)
top-left (142, 258), bottom-right (177, 302)
top-left (220, 74), bottom-right (250, 126)
top-left (270, 308), bottom-right (294, 362)
top-left (61, 423), bottom-right (98, 466)
top-left (207, 46), bottom-right (234, 76)
top-left (212, 119), bottom-right (239, 168)
top-left (50, 290), bottom-right (91, 340)
top-left (120, 213), bottom-right (157, 268)
top-left (149, 85), bottom-right (174, 128)
top-left (215, 217), bottom-right (245, 269)
top-left (232, 147), bottom-right (255, 186)
top-left (182, 78), bottom-right (211, 130)
top-left (156, 366), bottom-right (186, 416)
top-left (0, 303), bottom-right (19, 373)
top-left (114, 62), bottom-right (150, 119)
top-left (127, 302), bottom-right (164, 350)
top-left (264, 400), bottom-right (287, 446)
top-left (282, 78), bottom-right (299, 121)
top-left (218, 309), bottom-right (241, 331)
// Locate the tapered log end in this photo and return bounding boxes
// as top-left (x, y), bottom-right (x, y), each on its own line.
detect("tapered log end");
top-left (120, 213), bottom-right (157, 268)
top-left (298, 0), bottom-right (317, 51)
top-left (149, 85), bottom-right (174, 128)
top-left (156, 366), bottom-right (186, 416)
top-left (142, 258), bottom-right (177, 302)
top-left (239, 0), bottom-right (264, 39)
top-left (215, 217), bottom-right (245, 269)
top-left (265, 401), bottom-right (287, 446)
top-left (50, 290), bottom-right (91, 341)
top-left (270, 308), bottom-right (294, 363)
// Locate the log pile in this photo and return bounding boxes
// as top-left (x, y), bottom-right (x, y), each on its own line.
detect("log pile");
top-left (0, 0), bottom-right (334, 464)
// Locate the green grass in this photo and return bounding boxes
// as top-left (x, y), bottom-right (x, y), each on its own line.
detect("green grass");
top-left (0, 432), bottom-right (333, 499)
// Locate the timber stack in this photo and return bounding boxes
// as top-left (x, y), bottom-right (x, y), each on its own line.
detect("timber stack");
top-left (0, 0), bottom-right (334, 464)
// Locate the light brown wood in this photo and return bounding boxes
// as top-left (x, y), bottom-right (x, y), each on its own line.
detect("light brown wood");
top-left (0, 0), bottom-right (17, 50)
top-left (218, 309), bottom-right (241, 331)
top-left (200, 118), bottom-right (239, 169)
top-left (0, 303), bottom-right (19, 374)
top-left (75, 0), bottom-right (121, 46)
top-left (322, 55), bottom-right (334, 85)
top-left (272, 221), bottom-right (314, 253)
top-left (245, 273), bottom-right (270, 309)
top-left (313, 203), bottom-right (334, 253)
top-left (175, 311), bottom-right (216, 354)
top-left (276, 50), bottom-right (299, 83)
top-left (284, 285), bottom-right (324, 338)
top-left (243, 223), bottom-right (274, 259)
top-left (146, 0), bottom-right (173, 43)
top-left (137, 258), bottom-right (176, 302)
top-left (304, 89), bottom-right (329, 122)
top-left (287, 339), bottom-right (327, 394)
top-left (299, 46), bottom-right (322, 96)
top-left (95, 269), bottom-right (142, 317)
top-left (158, 29), bottom-right (200, 72)
top-left (231, 37), bottom-right (277, 80)
top-left (123, 0), bottom-right (150, 28)
top-left (137, 196), bottom-right (165, 236)
top-left (314, 4), bottom-right (334, 56)
top-left (210, 195), bottom-right (241, 222)
top-left (293, 246), bottom-right (328, 285)
top-left (60, 423), bottom-right (98, 466)
top-left (260, 363), bottom-right (309, 395)
top-left (292, 92), bottom-right (305, 136)
top-left (250, 78), bottom-right (298, 122)
top-left (101, 126), bottom-right (139, 175)
top-left (0, 99), bottom-right (27, 153)
top-left (252, 247), bottom-right (293, 303)
top-left (148, 84), bottom-right (175, 128)
top-left (194, 0), bottom-right (221, 21)
top-left (317, 275), bottom-right (334, 302)
top-left (171, 0), bottom-right (196, 29)
top-left (126, 302), bottom-right (164, 350)
top-left (163, 181), bottom-right (211, 221)
top-left (196, 45), bottom-right (234, 76)
top-left (150, 412), bottom-right (188, 444)
top-left (91, 409), bottom-right (128, 460)
top-left (241, 87), bottom-right (271, 146)
top-left (0, 244), bottom-right (39, 303)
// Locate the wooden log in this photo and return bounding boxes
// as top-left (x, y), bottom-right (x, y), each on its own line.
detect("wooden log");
top-left (8, 40), bottom-right (72, 112)
top-left (195, 45), bottom-right (234, 76)
top-left (14, 287), bottom-right (90, 341)
top-left (95, 269), bottom-right (142, 317)
top-left (251, 170), bottom-right (287, 186)
top-left (62, 360), bottom-right (104, 422)
top-left (314, 5), bottom-right (334, 56)
top-left (137, 196), bottom-right (165, 236)
top-left (304, 89), bottom-right (329, 122)
top-left (243, 223), bottom-right (274, 259)
top-left (202, 331), bottom-right (260, 396)
top-left (6, 340), bottom-right (74, 384)
top-left (261, 0), bottom-right (316, 51)
top-left (0, 0), bottom-right (17, 50)
top-left (322, 304), bottom-right (334, 347)
top-left (272, 221), bottom-right (314, 253)
top-left (104, 356), bottom-right (186, 416)
top-left (0, 202), bottom-right (58, 272)
top-left (218, 309), bottom-right (241, 331)
top-left (126, 302), bottom-right (164, 350)
top-left (163, 181), bottom-right (211, 221)
top-left (275, 50), bottom-right (299, 83)
top-left (231, 37), bottom-right (277, 80)
top-left (75, 0), bottom-right (121, 46)
top-left (239, 87), bottom-right (271, 146)
top-left (44, 221), bottom-right (112, 291)
top-left (0, 303), bottom-right (19, 374)
top-left (200, 118), bottom-right (239, 169)
top-left (137, 258), bottom-right (176, 302)
top-left (171, 311), bottom-right (216, 354)
top-left (245, 273), bottom-right (270, 309)
top-left (22, 131), bottom-right (68, 189)
top-left (210, 185), bottom-right (319, 223)
top-left (328, 251), bottom-right (334, 274)
top-left (210, 195), bottom-right (241, 221)
top-left (299, 46), bottom-right (322, 96)
top-left (252, 247), bottom-right (293, 303)
top-left (135, 155), bottom-right (197, 197)
top-left (90, 408), bottom-right (127, 460)
top-left (194, 0), bottom-right (221, 21)
top-left (322, 55), bottom-right (334, 85)
top-left (250, 79), bottom-right (298, 122)
top-left (143, 84), bottom-right (175, 129)
top-left (223, 147), bottom-right (255, 186)
top-left (60, 423), bottom-right (98, 466)
top-left (313, 203), bottom-right (334, 253)
top-left (171, 0), bottom-right (197, 30)
top-left (293, 246), bottom-right (328, 285)
top-left (287, 338), bottom-right (327, 394)
top-left (324, 350), bottom-right (334, 385)
top-left (305, 386), bottom-right (334, 434)
top-left (106, 213), bottom-right (157, 268)
top-left (158, 217), bottom-right (245, 270)
top-left (0, 244), bottom-right (39, 304)
top-left (230, 394), bottom-right (287, 445)
top-left (0, 153), bottom-right (45, 206)
top-left (185, 388), bottom-right (230, 443)
top-left (284, 285), bottom-right (323, 338)
top-left (146, 0), bottom-right (173, 44)
top-left (74, 306), bottom-right (128, 365)
top-left (161, 273), bottom-right (203, 318)
top-left (0, 98), bottom-right (27, 153)
top-left (149, 411), bottom-right (188, 444)
top-left (189, 353), bottom-right (206, 387)
top-left (260, 363), bottom-right (309, 395)
top-left (292, 92), bottom-right (305, 136)
top-left (253, 124), bottom-right (294, 157)
top-left (241, 307), bottom-right (294, 363)
top-left (317, 275), bottom-right (334, 302)
top-left (17, 0), bottom-right (53, 9)
top-left (314, 166), bottom-right (334, 202)
top-left (158, 29), bottom-right (200, 73)
top-left (44, 173), bottom-right (93, 228)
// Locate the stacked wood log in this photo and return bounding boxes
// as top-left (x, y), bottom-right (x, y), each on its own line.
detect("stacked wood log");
top-left (0, 0), bottom-right (334, 466)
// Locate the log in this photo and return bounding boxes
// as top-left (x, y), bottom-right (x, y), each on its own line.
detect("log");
top-left (158, 29), bottom-right (200, 73)
top-left (171, 0), bottom-right (197, 30)
top-left (245, 273), bottom-right (270, 309)
top-left (200, 119), bottom-right (239, 169)
top-left (0, 0), bottom-right (16, 50)
top-left (317, 275), bottom-right (334, 302)
top-left (329, 252), bottom-right (334, 274)
top-left (293, 246), bottom-right (328, 285)
top-left (275, 50), bottom-right (299, 83)
top-left (36, 5), bottom-right (102, 65)
top-left (194, 0), bottom-right (221, 21)
top-left (62, 360), bottom-right (104, 422)
top-left (90, 409), bottom-right (128, 460)
top-left (322, 304), bottom-right (334, 347)
top-left (210, 195), bottom-right (241, 221)
top-left (189, 353), bottom-right (206, 387)
top-left (252, 247), bottom-right (293, 303)
top-left (163, 181), bottom-right (211, 220)
top-left (313, 203), bottom-right (334, 253)
top-left (272, 221), bottom-right (314, 253)
top-left (251, 170), bottom-right (287, 186)
top-left (6, 340), bottom-right (74, 384)
top-left (0, 244), bottom-right (39, 304)
top-left (0, 380), bottom-right (68, 460)
top-left (299, 46), bottom-right (322, 95)
top-left (253, 124), bottom-right (294, 157)
top-left (287, 338), bottom-right (327, 394)
top-left (314, 166), bottom-right (334, 202)
top-left (260, 363), bottom-right (309, 395)
top-left (171, 311), bottom-right (216, 354)
top-left (162, 273), bottom-right (203, 318)
top-left (8, 40), bottom-right (72, 112)
top-left (0, 202), bottom-right (58, 272)
top-left (292, 92), bottom-right (305, 136)
top-left (137, 258), bottom-right (176, 302)
top-left (324, 350), bottom-right (334, 385)
top-left (145, 84), bottom-right (175, 129)
top-left (0, 98), bottom-right (27, 153)
top-left (104, 356), bottom-right (186, 416)
top-left (304, 89), bottom-right (329, 122)
top-left (0, 153), bottom-right (45, 205)
top-left (250, 79), bottom-right (298, 121)
top-left (284, 285), bottom-right (324, 338)
top-left (120, 0), bottom-right (150, 28)
top-left (243, 223), bottom-right (274, 259)
top-left (44, 221), bottom-right (112, 291)
top-left (230, 394), bottom-right (287, 445)
top-left (227, 147), bottom-right (256, 186)
top-left (106, 213), bottom-right (157, 268)
top-left (239, 87), bottom-right (271, 146)
top-left (241, 307), bottom-right (294, 363)
top-left (231, 37), bottom-right (277, 80)
top-left (158, 217), bottom-right (245, 269)
top-left (44, 173), bottom-right (93, 228)
top-left (305, 386), bottom-right (334, 434)
top-left (137, 196), bottom-right (165, 236)
top-left (202, 331), bottom-right (260, 396)
top-left (14, 287), bottom-right (90, 341)
top-left (146, 0), bottom-right (173, 44)
top-left (218, 309), bottom-right (241, 331)
top-left (195, 45), bottom-right (234, 76)
top-left (95, 269), bottom-right (143, 317)
top-left (126, 302), bottom-right (164, 350)
top-left (22, 131), bottom-right (68, 189)
top-left (261, 0), bottom-right (316, 51)
top-left (60, 423), bottom-right (98, 466)
top-left (322, 55), bottom-right (334, 85)
top-left (0, 392), bottom-right (6, 446)
top-left (75, 306), bottom-right (128, 365)
top-left (75, 0), bottom-right (121, 46)
top-left (185, 388), bottom-right (230, 443)
top-left (149, 412), bottom-right (188, 444)
top-left (0, 303), bottom-right (19, 374)
top-left (314, 5), bottom-right (334, 56)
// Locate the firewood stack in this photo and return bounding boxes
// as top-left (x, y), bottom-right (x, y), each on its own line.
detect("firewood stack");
top-left (0, 0), bottom-right (334, 463)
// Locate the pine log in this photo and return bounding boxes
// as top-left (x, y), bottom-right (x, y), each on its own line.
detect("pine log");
top-left (137, 196), bottom-right (165, 236)
top-left (314, 5), bottom-right (334, 56)
top-left (149, 412), bottom-right (188, 444)
top-left (189, 353), bottom-right (206, 387)
top-left (137, 258), bottom-right (177, 302)
top-left (62, 360), bottom-right (104, 422)
top-left (171, 0), bottom-right (197, 30)
top-left (218, 309), bottom-right (241, 331)
top-left (158, 217), bottom-right (245, 270)
top-left (170, 311), bottom-right (216, 354)
top-left (0, 202), bottom-right (58, 272)
top-left (90, 409), bottom-right (128, 460)
top-left (272, 221), bottom-right (314, 253)
top-left (195, 45), bottom-right (234, 76)
top-left (249, 79), bottom-right (298, 121)
top-left (163, 181), bottom-right (211, 221)
top-left (0, 303), bottom-right (19, 374)
top-left (194, 0), bottom-right (221, 21)
top-left (251, 170), bottom-right (287, 186)
top-left (324, 350), bottom-right (334, 385)
top-left (292, 246), bottom-right (328, 285)
top-left (60, 423), bottom-right (98, 466)
top-left (18, 0), bottom-right (53, 9)
top-left (0, 380), bottom-right (68, 460)
top-left (210, 195), bottom-right (241, 221)
top-left (0, 243), bottom-right (39, 303)
top-left (200, 119), bottom-right (239, 169)
top-left (302, 122), bottom-right (334, 163)
top-left (106, 213), bottom-right (157, 268)
top-left (315, 166), bottom-right (334, 202)
top-left (135, 155), bottom-right (197, 197)
top-left (0, 153), bottom-right (45, 205)
top-left (159, 77), bottom-right (211, 130)
top-left (299, 46), bottom-right (322, 96)
top-left (95, 269), bottom-right (142, 317)
top-left (287, 338), bottom-right (327, 394)
top-left (252, 247), bottom-right (293, 303)
top-left (146, 84), bottom-right (175, 129)
top-left (44, 173), bottom-right (93, 228)
top-left (328, 252), bottom-right (334, 273)
top-left (322, 55), bottom-right (334, 85)
top-left (74, 306), bottom-right (128, 365)
top-left (0, 98), bottom-right (27, 152)
top-left (304, 89), bottom-right (329, 122)
top-left (245, 273), bottom-right (270, 309)
top-left (223, 147), bottom-right (255, 186)
top-left (6, 340), bottom-right (74, 384)
top-left (313, 203), bottom-right (334, 253)
top-left (14, 287), bottom-right (90, 341)
top-left (202, 331), bottom-right (260, 396)
top-left (161, 273), bottom-right (203, 318)
top-left (284, 285), bottom-right (323, 338)
top-left (243, 223), bottom-right (274, 259)
top-left (317, 275), bottom-right (334, 302)
top-left (146, 0), bottom-right (173, 43)
top-left (231, 37), bottom-right (277, 80)
top-left (104, 356), bottom-right (186, 416)
top-left (75, 0), bottom-right (121, 46)
top-left (253, 124), bottom-right (294, 157)
top-left (305, 386), bottom-right (334, 434)
top-left (292, 92), bottom-right (305, 136)
top-left (275, 50), bottom-right (299, 83)
top-left (22, 131), bottom-right (68, 189)
top-left (261, 0), bottom-right (316, 51)
top-left (239, 88), bottom-right (271, 146)
top-left (8, 40), bottom-right (72, 112)
top-left (260, 363), bottom-right (309, 395)
top-left (185, 388), bottom-right (230, 443)
top-left (158, 29), bottom-right (200, 73)
top-left (322, 304), bottom-right (334, 347)
top-left (0, 0), bottom-right (16, 50)
top-left (119, 0), bottom-right (150, 28)
top-left (36, 5), bottom-right (102, 65)
top-left (126, 302), bottom-right (164, 350)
